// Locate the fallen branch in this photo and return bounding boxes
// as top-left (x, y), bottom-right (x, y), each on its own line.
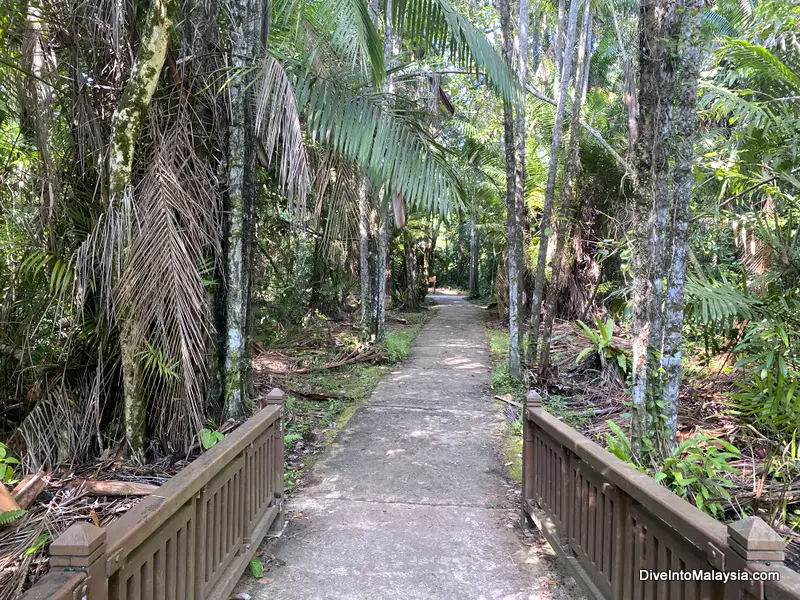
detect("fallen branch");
top-left (73, 479), bottom-right (159, 496)
top-left (11, 472), bottom-right (49, 509)
top-left (494, 394), bottom-right (521, 408)
top-left (288, 390), bottom-right (342, 401)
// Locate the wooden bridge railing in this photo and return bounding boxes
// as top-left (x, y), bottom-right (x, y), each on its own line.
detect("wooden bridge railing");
top-left (21, 389), bottom-right (286, 600)
top-left (523, 393), bottom-right (800, 600)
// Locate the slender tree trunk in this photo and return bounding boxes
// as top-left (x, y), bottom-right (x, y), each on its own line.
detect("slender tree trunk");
top-left (222, 0), bottom-right (261, 421)
top-left (660, 0), bottom-right (703, 453)
top-left (516, 0), bottom-right (529, 365)
top-left (369, 199), bottom-right (380, 341)
top-left (359, 178), bottom-right (372, 335)
top-left (499, 0), bottom-right (521, 379)
top-left (531, 8), bottom-right (542, 77)
top-left (630, 0), bottom-right (681, 460)
top-left (404, 228), bottom-right (420, 308)
top-left (469, 217), bottom-right (479, 296)
top-left (554, 0), bottom-right (565, 67)
top-left (23, 6), bottom-right (58, 233)
top-left (108, 0), bottom-right (174, 452)
top-left (539, 1), bottom-right (592, 375)
top-left (611, 3), bottom-right (639, 153)
top-left (528, 0), bottom-right (581, 364)
top-left (369, 0), bottom-right (395, 342)
top-left (376, 206), bottom-right (389, 341)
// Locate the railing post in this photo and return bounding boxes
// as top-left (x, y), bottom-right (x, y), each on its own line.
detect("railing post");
top-left (726, 516), bottom-right (786, 600)
top-left (49, 522), bottom-right (108, 600)
top-left (522, 391), bottom-right (541, 521)
top-left (265, 387), bottom-right (286, 537)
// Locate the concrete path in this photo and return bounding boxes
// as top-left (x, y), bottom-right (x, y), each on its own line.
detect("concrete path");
top-left (240, 295), bottom-right (581, 600)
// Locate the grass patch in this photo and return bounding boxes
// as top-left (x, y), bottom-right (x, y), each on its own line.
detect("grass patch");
top-left (502, 425), bottom-right (523, 483)
top-left (486, 328), bottom-right (525, 398)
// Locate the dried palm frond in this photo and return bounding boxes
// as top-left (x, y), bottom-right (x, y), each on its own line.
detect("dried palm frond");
top-left (16, 367), bottom-right (109, 471)
top-left (117, 110), bottom-right (220, 451)
top-left (254, 54), bottom-right (311, 219)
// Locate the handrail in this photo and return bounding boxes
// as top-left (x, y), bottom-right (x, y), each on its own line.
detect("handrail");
top-left (527, 406), bottom-right (728, 553)
top-left (524, 402), bottom-right (800, 600)
top-left (104, 405), bottom-right (281, 568)
top-left (20, 392), bottom-right (285, 600)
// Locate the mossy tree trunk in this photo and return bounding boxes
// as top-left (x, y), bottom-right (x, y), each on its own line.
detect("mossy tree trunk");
top-left (221, 0), bottom-right (262, 421)
top-left (469, 217), bottom-right (479, 297)
top-left (499, 0), bottom-right (521, 380)
top-left (660, 0), bottom-right (703, 453)
top-left (108, 0), bottom-right (175, 454)
top-left (515, 0), bottom-right (529, 366)
top-left (630, 0), bottom-right (681, 461)
top-left (358, 178), bottom-right (373, 336)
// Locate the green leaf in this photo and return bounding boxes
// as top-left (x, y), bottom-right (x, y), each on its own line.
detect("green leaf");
top-left (25, 534), bottom-right (48, 556)
top-left (249, 556), bottom-right (265, 579)
top-left (576, 347), bottom-right (594, 364)
top-left (0, 509), bottom-right (27, 526)
top-left (199, 428), bottom-right (222, 450)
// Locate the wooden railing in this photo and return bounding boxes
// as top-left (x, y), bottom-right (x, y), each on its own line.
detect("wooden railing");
top-left (21, 389), bottom-right (285, 600)
top-left (523, 394), bottom-right (800, 600)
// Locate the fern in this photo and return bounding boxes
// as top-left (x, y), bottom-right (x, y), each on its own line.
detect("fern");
top-left (0, 509), bottom-right (26, 526)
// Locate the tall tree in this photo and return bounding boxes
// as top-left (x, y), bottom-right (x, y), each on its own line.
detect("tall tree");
top-left (499, 0), bottom-right (521, 378)
top-left (538, 0), bottom-right (592, 375)
top-left (469, 216), bottom-right (479, 296)
top-left (660, 0), bottom-right (703, 451)
top-left (221, 0), bottom-right (263, 420)
top-left (630, 0), bottom-right (681, 459)
top-left (108, 0), bottom-right (175, 451)
top-left (514, 0), bottom-right (529, 367)
top-left (528, 0), bottom-right (582, 363)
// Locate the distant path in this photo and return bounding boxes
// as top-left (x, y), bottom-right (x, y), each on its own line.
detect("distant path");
top-left (241, 295), bottom-right (581, 599)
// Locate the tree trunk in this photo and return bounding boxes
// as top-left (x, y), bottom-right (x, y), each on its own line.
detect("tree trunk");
top-left (469, 217), bottom-right (479, 296)
top-left (358, 178), bottom-right (372, 335)
top-left (539, 0), bottom-right (592, 376)
top-left (515, 0), bottom-right (529, 365)
top-left (531, 7), bottom-right (542, 76)
top-left (499, 0), bottom-right (521, 379)
top-left (630, 0), bottom-right (681, 460)
top-left (554, 0), bottom-right (565, 67)
top-left (108, 0), bottom-right (174, 453)
top-left (611, 3), bottom-right (639, 153)
top-left (222, 0), bottom-right (261, 421)
top-left (405, 229), bottom-right (420, 308)
top-left (660, 0), bottom-right (703, 453)
top-left (376, 207), bottom-right (389, 341)
top-left (528, 0), bottom-right (581, 365)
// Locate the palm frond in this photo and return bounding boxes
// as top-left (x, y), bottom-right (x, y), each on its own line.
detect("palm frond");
top-left (296, 73), bottom-right (464, 214)
top-left (721, 39), bottom-right (800, 97)
top-left (386, 0), bottom-right (520, 105)
top-left (117, 113), bottom-right (220, 451)
top-left (254, 55), bottom-right (311, 214)
top-left (685, 275), bottom-right (759, 324)
top-left (326, 0), bottom-right (385, 83)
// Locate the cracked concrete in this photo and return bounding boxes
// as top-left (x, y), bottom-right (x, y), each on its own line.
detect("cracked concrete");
top-left (239, 294), bottom-right (583, 600)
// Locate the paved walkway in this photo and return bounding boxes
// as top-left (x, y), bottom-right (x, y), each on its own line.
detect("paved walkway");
top-left (240, 295), bottom-right (581, 600)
